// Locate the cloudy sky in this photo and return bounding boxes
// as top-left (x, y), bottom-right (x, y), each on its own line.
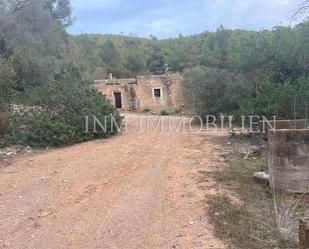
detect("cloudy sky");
top-left (69, 0), bottom-right (302, 38)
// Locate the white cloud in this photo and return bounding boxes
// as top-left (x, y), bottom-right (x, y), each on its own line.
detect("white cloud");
top-left (71, 0), bottom-right (122, 10)
top-left (70, 0), bottom-right (304, 38)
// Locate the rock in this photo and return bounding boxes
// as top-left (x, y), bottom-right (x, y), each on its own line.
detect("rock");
top-left (0, 145), bottom-right (34, 159)
top-left (181, 192), bottom-right (194, 198)
top-left (25, 146), bottom-right (32, 153)
top-left (188, 221), bottom-right (194, 225)
top-left (253, 172), bottom-right (269, 185)
top-left (250, 147), bottom-right (261, 157)
top-left (38, 211), bottom-right (52, 218)
top-left (237, 145), bottom-right (261, 158)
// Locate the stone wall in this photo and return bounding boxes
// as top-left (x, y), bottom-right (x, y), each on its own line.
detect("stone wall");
top-left (95, 80), bottom-right (138, 110)
top-left (94, 73), bottom-right (186, 113)
top-left (268, 129), bottom-right (309, 193)
top-left (135, 74), bottom-right (185, 113)
top-left (261, 119), bottom-right (309, 132)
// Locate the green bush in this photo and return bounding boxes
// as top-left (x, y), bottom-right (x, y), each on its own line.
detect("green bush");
top-left (160, 110), bottom-right (169, 116)
top-left (1, 78), bottom-right (122, 147)
top-left (183, 66), bottom-right (241, 115)
top-left (173, 108), bottom-right (183, 115)
top-left (143, 108), bottom-right (151, 113)
top-left (0, 59), bottom-right (14, 135)
top-left (237, 78), bottom-right (309, 119)
top-left (0, 98), bottom-right (8, 135)
top-left (0, 108), bottom-right (7, 135)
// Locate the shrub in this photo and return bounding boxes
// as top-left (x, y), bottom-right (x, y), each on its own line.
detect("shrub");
top-left (0, 97), bottom-right (8, 135)
top-left (1, 77), bottom-right (122, 147)
top-left (183, 66), bottom-right (241, 115)
top-left (0, 108), bottom-right (7, 135)
top-left (237, 77), bottom-right (309, 119)
top-left (0, 59), bottom-right (14, 135)
top-left (160, 110), bottom-right (169, 116)
top-left (173, 108), bottom-right (183, 115)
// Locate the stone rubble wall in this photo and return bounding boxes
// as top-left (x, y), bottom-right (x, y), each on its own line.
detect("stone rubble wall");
top-left (260, 119), bottom-right (309, 132)
top-left (95, 74), bottom-right (187, 113)
top-left (268, 129), bottom-right (309, 193)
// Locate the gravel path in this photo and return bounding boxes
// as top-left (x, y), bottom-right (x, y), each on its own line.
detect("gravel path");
top-left (0, 115), bottom-right (227, 249)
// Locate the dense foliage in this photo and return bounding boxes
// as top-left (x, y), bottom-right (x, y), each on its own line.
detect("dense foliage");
top-left (0, 0), bottom-right (120, 147)
top-left (2, 78), bottom-right (121, 147)
top-left (72, 25), bottom-right (309, 118)
top-left (1, 0), bottom-right (309, 147)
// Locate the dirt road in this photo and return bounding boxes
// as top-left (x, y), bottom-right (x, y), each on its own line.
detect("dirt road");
top-left (0, 115), bottom-right (227, 249)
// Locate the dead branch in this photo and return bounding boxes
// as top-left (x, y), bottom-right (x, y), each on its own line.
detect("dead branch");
top-left (291, 0), bottom-right (309, 24)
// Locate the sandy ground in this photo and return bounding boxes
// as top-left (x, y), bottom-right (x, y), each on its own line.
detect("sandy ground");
top-left (0, 115), bottom-right (229, 249)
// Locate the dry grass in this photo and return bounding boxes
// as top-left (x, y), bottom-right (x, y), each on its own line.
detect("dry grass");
top-left (208, 196), bottom-right (294, 249)
top-left (272, 190), bottom-right (306, 242)
top-left (205, 136), bottom-right (308, 249)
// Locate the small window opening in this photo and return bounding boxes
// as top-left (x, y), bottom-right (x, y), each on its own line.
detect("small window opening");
top-left (153, 88), bottom-right (162, 99)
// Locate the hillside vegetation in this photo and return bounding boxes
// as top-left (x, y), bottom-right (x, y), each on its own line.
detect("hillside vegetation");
top-left (73, 25), bottom-right (309, 118)
top-left (1, 0), bottom-right (309, 147)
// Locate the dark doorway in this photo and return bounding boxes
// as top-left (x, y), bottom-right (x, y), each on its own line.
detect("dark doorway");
top-left (114, 92), bottom-right (122, 108)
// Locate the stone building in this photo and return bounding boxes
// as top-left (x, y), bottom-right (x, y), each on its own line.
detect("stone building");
top-left (94, 73), bottom-right (186, 113)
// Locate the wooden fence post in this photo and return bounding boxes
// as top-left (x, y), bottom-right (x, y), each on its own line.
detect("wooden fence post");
top-left (300, 218), bottom-right (309, 249)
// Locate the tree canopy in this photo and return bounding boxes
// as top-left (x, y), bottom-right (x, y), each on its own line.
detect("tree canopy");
top-left (1, 0), bottom-right (309, 128)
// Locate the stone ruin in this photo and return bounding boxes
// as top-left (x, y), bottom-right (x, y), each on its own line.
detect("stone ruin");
top-left (94, 73), bottom-right (187, 114)
top-left (266, 120), bottom-right (309, 193)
